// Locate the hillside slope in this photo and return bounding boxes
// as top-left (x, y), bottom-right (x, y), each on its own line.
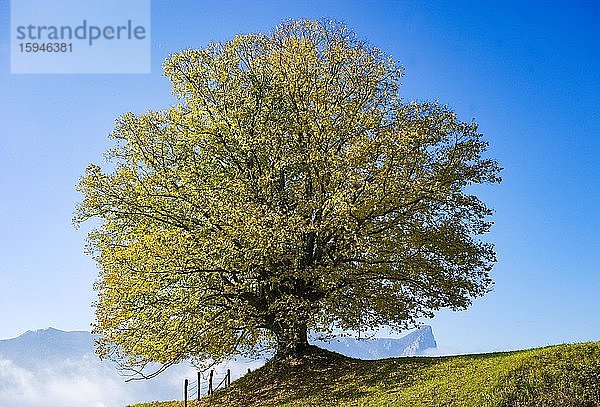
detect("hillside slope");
top-left (132, 342), bottom-right (600, 407)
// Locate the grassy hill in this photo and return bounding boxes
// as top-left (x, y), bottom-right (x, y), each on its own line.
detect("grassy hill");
top-left (130, 342), bottom-right (600, 407)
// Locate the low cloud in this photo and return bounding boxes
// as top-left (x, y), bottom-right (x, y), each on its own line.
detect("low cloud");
top-left (0, 356), bottom-right (265, 407)
top-left (0, 358), bottom-right (127, 407)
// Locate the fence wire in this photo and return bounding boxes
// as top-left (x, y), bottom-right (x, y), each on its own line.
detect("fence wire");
top-left (182, 357), bottom-right (264, 402)
top-left (184, 367), bottom-right (243, 400)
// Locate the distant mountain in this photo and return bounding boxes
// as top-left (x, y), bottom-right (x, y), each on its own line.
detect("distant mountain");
top-left (314, 325), bottom-right (437, 359)
top-left (0, 327), bottom-right (96, 369)
top-left (0, 325), bottom-right (437, 368)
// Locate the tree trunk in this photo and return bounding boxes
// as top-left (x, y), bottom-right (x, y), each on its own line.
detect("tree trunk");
top-left (273, 322), bottom-right (309, 359)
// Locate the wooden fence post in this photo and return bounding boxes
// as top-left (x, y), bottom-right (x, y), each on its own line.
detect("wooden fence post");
top-left (184, 379), bottom-right (188, 407)
top-left (208, 369), bottom-right (214, 395)
top-left (197, 371), bottom-right (201, 400)
top-left (247, 368), bottom-right (251, 374)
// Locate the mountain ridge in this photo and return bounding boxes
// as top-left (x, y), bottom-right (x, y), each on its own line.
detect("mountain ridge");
top-left (0, 325), bottom-right (437, 364)
top-left (0, 327), bottom-right (97, 369)
top-left (314, 325), bottom-right (437, 359)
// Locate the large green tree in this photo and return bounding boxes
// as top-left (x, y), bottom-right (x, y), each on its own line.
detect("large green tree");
top-left (75, 19), bottom-right (501, 377)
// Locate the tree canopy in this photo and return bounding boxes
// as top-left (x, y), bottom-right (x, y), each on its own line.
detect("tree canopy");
top-left (75, 19), bottom-right (501, 377)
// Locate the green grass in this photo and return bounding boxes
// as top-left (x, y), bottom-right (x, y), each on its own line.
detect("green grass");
top-left (130, 342), bottom-right (600, 407)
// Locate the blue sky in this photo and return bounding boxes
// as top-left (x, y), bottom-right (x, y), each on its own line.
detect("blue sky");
top-left (1, 0), bottom-right (599, 354)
